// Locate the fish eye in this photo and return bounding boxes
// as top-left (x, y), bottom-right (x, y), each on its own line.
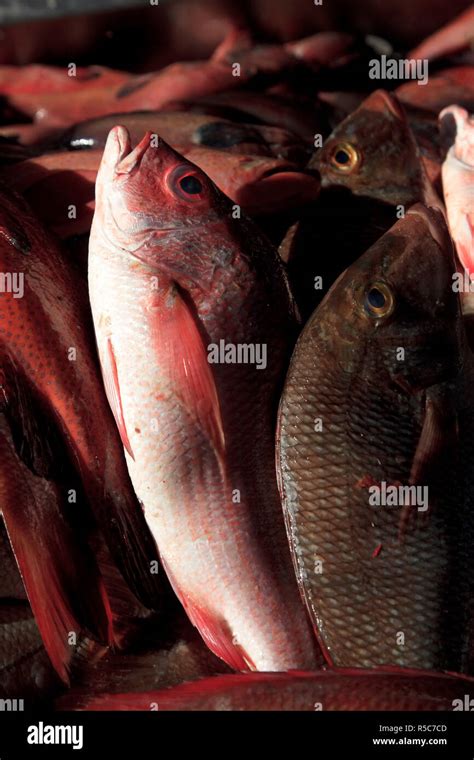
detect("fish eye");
top-left (329, 142), bottom-right (360, 172)
top-left (364, 281), bottom-right (394, 318)
top-left (168, 165), bottom-right (206, 201)
top-left (179, 175), bottom-right (203, 195)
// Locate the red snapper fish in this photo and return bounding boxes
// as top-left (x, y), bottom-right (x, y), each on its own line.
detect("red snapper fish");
top-left (88, 127), bottom-right (321, 672)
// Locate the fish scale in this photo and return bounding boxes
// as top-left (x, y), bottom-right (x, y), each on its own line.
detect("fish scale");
top-left (277, 205), bottom-right (474, 673)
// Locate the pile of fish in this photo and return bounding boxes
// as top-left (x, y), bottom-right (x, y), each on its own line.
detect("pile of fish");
top-left (3, 7), bottom-right (474, 711)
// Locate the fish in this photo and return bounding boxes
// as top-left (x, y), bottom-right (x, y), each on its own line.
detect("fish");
top-left (310, 89), bottom-right (440, 208)
top-left (0, 186), bottom-right (162, 613)
top-left (69, 668), bottom-right (474, 711)
top-left (0, 64), bottom-right (129, 96)
top-left (285, 32), bottom-right (355, 66)
top-left (410, 7), bottom-right (474, 61)
top-left (181, 146), bottom-right (320, 215)
top-left (210, 26), bottom-right (299, 76)
top-left (88, 126), bottom-right (321, 672)
top-left (318, 92), bottom-right (445, 185)
top-left (59, 111), bottom-right (309, 164)
top-left (5, 31), bottom-right (261, 128)
top-left (397, 67), bottom-right (474, 114)
top-left (0, 150), bottom-right (100, 238)
top-left (282, 89), bottom-right (441, 320)
top-left (2, 146), bottom-right (319, 237)
top-left (277, 204), bottom-right (474, 671)
top-left (440, 104), bottom-right (474, 275)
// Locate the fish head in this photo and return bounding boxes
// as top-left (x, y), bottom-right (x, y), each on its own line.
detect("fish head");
top-left (311, 90), bottom-right (427, 206)
top-left (439, 105), bottom-right (474, 167)
top-left (95, 125), bottom-right (228, 246)
top-left (317, 204), bottom-right (461, 391)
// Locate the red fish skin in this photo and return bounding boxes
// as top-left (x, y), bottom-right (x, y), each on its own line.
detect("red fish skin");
top-left (285, 32), bottom-right (355, 66)
top-left (397, 67), bottom-right (474, 113)
top-left (0, 151), bottom-right (100, 238)
top-left (0, 188), bottom-right (162, 610)
top-left (410, 6), bottom-right (474, 61)
top-left (74, 668), bottom-right (474, 711)
top-left (88, 127), bottom-right (321, 672)
top-left (6, 29), bottom-right (261, 129)
top-left (0, 64), bottom-right (129, 96)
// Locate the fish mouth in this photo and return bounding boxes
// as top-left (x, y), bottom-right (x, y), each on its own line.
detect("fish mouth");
top-left (113, 126), bottom-right (153, 174)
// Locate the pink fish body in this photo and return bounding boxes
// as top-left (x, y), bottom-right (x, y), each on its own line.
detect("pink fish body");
top-left (88, 126), bottom-right (320, 672)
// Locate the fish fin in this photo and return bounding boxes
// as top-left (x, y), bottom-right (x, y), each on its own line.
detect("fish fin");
top-left (398, 388), bottom-right (458, 539)
top-left (182, 601), bottom-right (254, 672)
top-left (451, 211), bottom-right (474, 275)
top-left (151, 286), bottom-right (225, 470)
top-left (1, 473), bottom-right (114, 682)
top-left (211, 26), bottom-right (254, 62)
top-left (159, 554), bottom-right (251, 672)
top-left (409, 388), bottom-right (458, 486)
top-left (0, 377), bottom-right (115, 682)
top-left (101, 337), bottom-right (134, 459)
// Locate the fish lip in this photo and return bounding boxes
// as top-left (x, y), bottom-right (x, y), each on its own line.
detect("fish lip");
top-left (114, 128), bottom-right (152, 174)
top-left (259, 165), bottom-right (319, 181)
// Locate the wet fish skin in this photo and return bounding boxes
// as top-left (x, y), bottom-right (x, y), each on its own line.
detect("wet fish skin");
top-left (88, 127), bottom-right (321, 672)
top-left (277, 205), bottom-right (474, 672)
top-left (59, 111), bottom-right (308, 164)
top-left (5, 30), bottom-right (263, 128)
top-left (0, 150), bottom-right (99, 238)
top-left (0, 64), bottom-right (128, 96)
top-left (397, 67), bottom-right (474, 114)
top-left (73, 669), bottom-right (474, 711)
top-left (0, 187), bottom-right (162, 610)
